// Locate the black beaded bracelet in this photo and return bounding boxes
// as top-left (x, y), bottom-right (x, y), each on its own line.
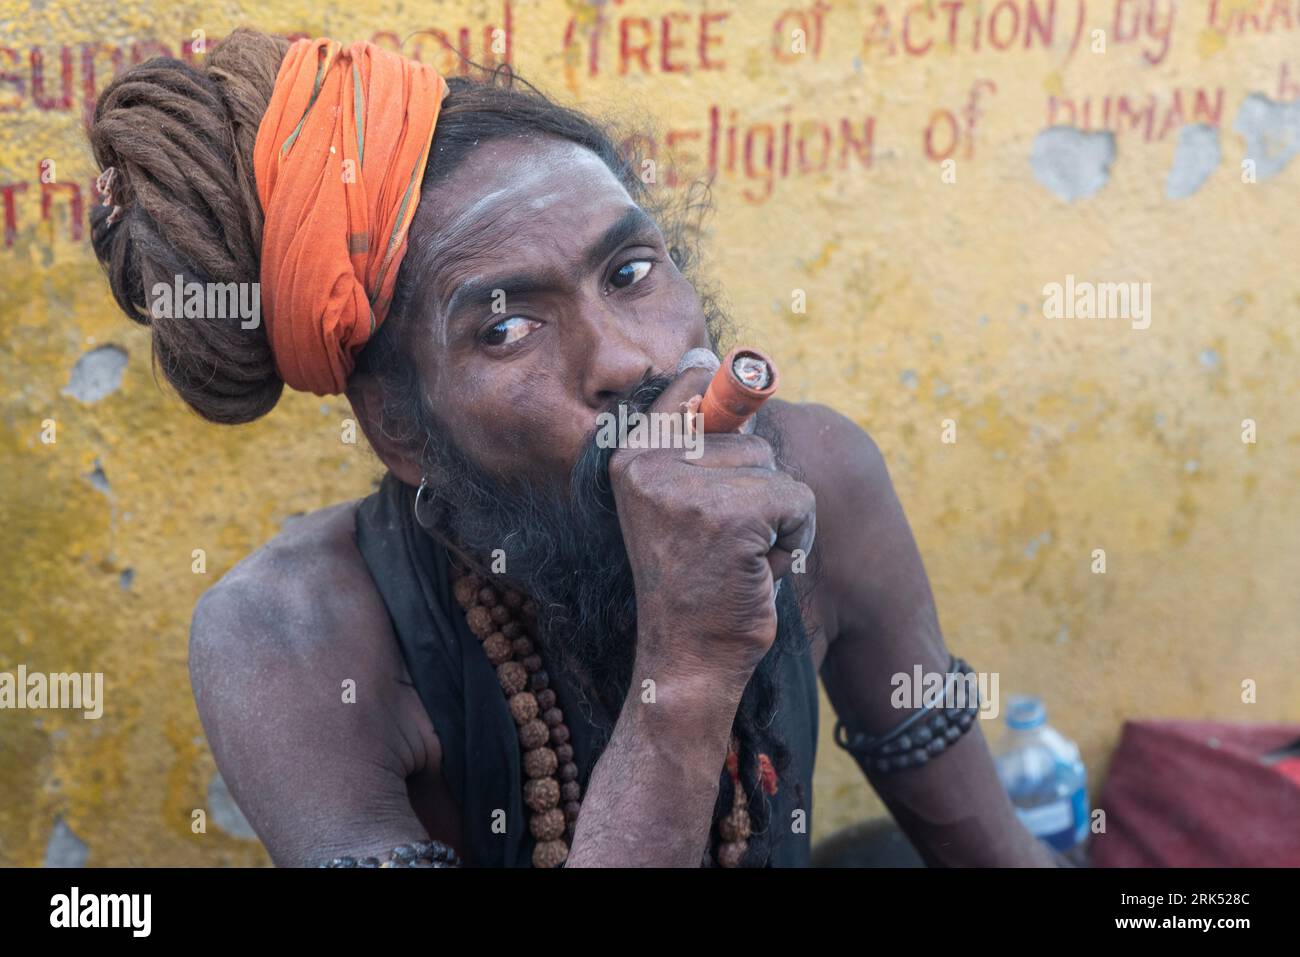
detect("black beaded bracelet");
top-left (833, 655), bottom-right (980, 773)
top-left (319, 840), bottom-right (462, 868)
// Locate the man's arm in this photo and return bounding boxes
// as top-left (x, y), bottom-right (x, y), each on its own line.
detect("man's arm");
top-left (188, 508), bottom-right (458, 867)
top-left (783, 403), bottom-right (1057, 867)
top-left (568, 367), bottom-right (819, 867)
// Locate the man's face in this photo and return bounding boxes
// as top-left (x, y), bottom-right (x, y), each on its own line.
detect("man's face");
top-left (381, 134), bottom-right (797, 739)
top-left (404, 136), bottom-right (710, 490)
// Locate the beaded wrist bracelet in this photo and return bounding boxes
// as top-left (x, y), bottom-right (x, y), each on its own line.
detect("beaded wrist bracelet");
top-left (832, 655), bottom-right (980, 773)
top-left (319, 840), bottom-right (462, 868)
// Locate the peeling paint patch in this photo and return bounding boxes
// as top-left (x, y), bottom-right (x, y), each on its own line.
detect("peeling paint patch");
top-left (1233, 94), bottom-right (1300, 181)
top-left (1030, 127), bottom-right (1115, 201)
top-left (208, 773), bottom-right (258, 841)
top-left (86, 458), bottom-right (110, 495)
top-left (1024, 530), bottom-right (1053, 558)
top-left (43, 817), bottom-right (89, 867)
top-left (1166, 124), bottom-right (1221, 199)
top-left (63, 345), bottom-right (128, 404)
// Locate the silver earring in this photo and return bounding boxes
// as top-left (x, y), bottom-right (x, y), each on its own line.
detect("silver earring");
top-left (413, 476), bottom-right (436, 529)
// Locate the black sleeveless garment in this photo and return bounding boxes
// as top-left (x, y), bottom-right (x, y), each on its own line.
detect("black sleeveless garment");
top-left (353, 472), bottom-right (820, 867)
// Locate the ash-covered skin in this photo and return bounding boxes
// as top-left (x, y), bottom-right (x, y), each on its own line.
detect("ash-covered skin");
top-left (412, 368), bottom-right (804, 803)
top-left (390, 138), bottom-right (711, 490)
top-left (388, 140), bottom-right (795, 769)
top-left (140, 36), bottom-right (1065, 870)
top-left (192, 122), bottom-right (1061, 870)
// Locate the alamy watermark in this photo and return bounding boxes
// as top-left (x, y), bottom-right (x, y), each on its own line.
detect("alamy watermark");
top-left (595, 404), bottom-right (703, 459)
top-left (891, 664), bottom-right (1000, 719)
top-left (50, 887), bottom-right (150, 937)
top-left (150, 275), bottom-right (261, 329)
top-left (1042, 274), bottom-right (1152, 330)
top-left (0, 666), bottom-right (103, 719)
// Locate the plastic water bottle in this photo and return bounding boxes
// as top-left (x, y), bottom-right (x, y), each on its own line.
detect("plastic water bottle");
top-left (993, 695), bottom-right (1088, 851)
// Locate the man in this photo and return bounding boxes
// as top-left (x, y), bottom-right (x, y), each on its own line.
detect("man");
top-left (88, 29), bottom-right (1057, 867)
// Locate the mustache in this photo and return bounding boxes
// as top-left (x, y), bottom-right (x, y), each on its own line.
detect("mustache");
top-left (569, 371), bottom-right (675, 511)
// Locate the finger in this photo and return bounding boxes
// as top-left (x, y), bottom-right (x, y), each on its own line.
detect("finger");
top-left (645, 355), bottom-right (718, 418)
top-left (683, 433), bottom-right (776, 471)
top-left (762, 481), bottom-right (817, 582)
top-left (606, 357), bottom-right (714, 473)
top-left (611, 364), bottom-right (715, 465)
top-left (701, 470), bottom-right (817, 563)
top-left (676, 347), bottom-right (721, 377)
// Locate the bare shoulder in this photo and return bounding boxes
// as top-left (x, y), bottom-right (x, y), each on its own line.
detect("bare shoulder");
top-left (188, 498), bottom-right (446, 865)
top-left (762, 399), bottom-right (912, 656)
top-left (763, 399), bottom-right (895, 577)
top-left (187, 496), bottom-right (426, 743)
top-left (190, 500), bottom-right (390, 673)
top-left (196, 500), bottom-right (369, 612)
top-left (763, 398), bottom-right (889, 497)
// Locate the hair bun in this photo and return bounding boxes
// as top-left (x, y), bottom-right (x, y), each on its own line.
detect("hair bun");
top-left (86, 28), bottom-right (289, 424)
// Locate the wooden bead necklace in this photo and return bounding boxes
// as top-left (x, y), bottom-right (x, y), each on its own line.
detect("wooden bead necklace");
top-left (450, 564), bottom-right (777, 868)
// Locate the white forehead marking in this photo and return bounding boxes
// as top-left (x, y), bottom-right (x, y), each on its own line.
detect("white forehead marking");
top-left (442, 144), bottom-right (611, 234)
top-left (429, 143), bottom-right (624, 348)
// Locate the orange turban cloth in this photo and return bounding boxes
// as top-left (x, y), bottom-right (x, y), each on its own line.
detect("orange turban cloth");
top-left (253, 39), bottom-right (447, 395)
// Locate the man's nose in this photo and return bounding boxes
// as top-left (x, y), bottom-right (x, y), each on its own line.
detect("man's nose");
top-left (574, 303), bottom-right (661, 409)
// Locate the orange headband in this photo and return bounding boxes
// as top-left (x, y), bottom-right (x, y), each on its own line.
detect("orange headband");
top-left (253, 39), bottom-right (447, 395)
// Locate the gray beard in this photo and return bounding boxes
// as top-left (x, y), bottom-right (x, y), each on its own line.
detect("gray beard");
top-left (417, 374), bottom-right (669, 726)
top-left (415, 372), bottom-right (806, 862)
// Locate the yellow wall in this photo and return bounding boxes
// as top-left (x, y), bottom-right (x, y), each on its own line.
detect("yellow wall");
top-left (2, 0), bottom-right (1298, 865)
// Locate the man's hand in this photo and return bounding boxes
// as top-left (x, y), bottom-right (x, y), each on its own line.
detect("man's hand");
top-left (566, 361), bottom-right (816, 867)
top-left (608, 365), bottom-right (817, 696)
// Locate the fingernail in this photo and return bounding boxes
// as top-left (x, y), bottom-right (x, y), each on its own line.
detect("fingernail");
top-left (676, 348), bottom-right (721, 376)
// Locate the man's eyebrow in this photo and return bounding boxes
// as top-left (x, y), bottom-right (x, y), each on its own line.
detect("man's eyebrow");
top-left (582, 204), bottom-right (660, 274)
top-left (445, 271), bottom-right (567, 322)
top-left (442, 205), bottom-right (661, 323)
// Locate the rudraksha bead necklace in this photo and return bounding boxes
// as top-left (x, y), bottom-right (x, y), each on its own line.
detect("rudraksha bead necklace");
top-left (452, 567), bottom-right (576, 868)
top-left (450, 564), bottom-right (777, 868)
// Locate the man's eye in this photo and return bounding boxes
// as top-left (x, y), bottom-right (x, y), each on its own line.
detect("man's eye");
top-left (610, 259), bottom-right (653, 290)
top-left (483, 316), bottom-right (540, 346)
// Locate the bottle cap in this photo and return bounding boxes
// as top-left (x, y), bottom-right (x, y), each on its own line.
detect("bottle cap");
top-left (1005, 695), bottom-right (1046, 730)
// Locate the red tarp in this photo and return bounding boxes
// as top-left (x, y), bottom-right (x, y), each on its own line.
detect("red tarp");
top-left (1089, 720), bottom-right (1300, 867)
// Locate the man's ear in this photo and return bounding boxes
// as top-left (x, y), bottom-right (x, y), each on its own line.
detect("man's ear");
top-left (345, 373), bottom-right (424, 488)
